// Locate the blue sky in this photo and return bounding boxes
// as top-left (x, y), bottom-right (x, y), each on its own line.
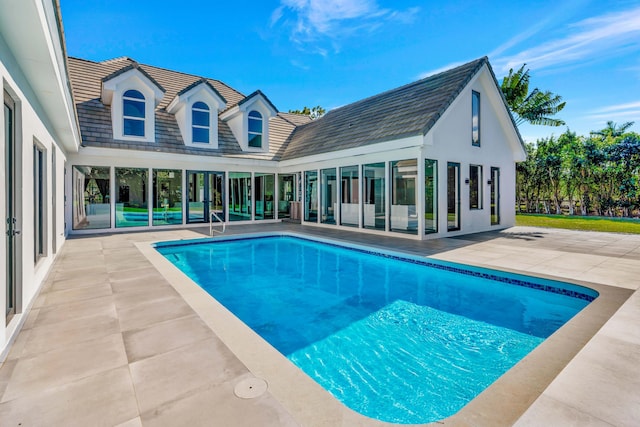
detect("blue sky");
top-left (60, 0), bottom-right (640, 143)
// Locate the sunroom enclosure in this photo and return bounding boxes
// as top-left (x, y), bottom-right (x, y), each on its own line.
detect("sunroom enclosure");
top-left (72, 168), bottom-right (297, 232)
top-left (70, 153), bottom-right (501, 239)
top-left (299, 155), bottom-right (501, 238)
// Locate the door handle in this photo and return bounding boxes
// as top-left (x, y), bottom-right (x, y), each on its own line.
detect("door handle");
top-left (12, 230), bottom-right (20, 236)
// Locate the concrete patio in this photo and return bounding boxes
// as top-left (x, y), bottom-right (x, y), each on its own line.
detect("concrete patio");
top-left (0, 224), bottom-right (638, 426)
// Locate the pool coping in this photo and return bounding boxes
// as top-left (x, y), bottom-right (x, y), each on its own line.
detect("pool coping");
top-left (136, 231), bottom-right (632, 427)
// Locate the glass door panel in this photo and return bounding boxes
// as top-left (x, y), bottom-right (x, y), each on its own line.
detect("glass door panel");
top-left (447, 162), bottom-right (460, 231)
top-left (254, 173), bottom-right (275, 220)
top-left (153, 169), bottom-right (182, 225)
top-left (210, 172), bottom-right (224, 222)
top-left (340, 166), bottom-right (359, 227)
top-left (229, 172), bottom-right (251, 221)
top-left (304, 170), bottom-right (318, 222)
top-left (491, 167), bottom-right (500, 225)
top-left (321, 168), bottom-right (336, 224)
top-left (390, 159), bottom-right (418, 234)
top-left (278, 174), bottom-right (296, 218)
top-left (187, 171), bottom-right (206, 223)
top-left (115, 167), bottom-right (148, 228)
top-left (187, 171), bottom-right (224, 223)
top-left (424, 159), bottom-right (437, 233)
top-left (363, 163), bottom-right (385, 230)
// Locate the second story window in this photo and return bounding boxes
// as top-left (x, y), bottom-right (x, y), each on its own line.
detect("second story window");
top-left (123, 89), bottom-right (145, 137)
top-left (192, 101), bottom-right (210, 143)
top-left (248, 110), bottom-right (263, 148)
top-left (472, 90), bottom-right (480, 147)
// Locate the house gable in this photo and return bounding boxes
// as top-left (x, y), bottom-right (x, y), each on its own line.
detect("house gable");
top-left (167, 79), bottom-right (227, 149)
top-left (101, 64), bottom-right (166, 143)
top-left (220, 90), bottom-right (278, 153)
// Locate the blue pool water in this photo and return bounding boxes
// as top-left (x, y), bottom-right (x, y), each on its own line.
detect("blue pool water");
top-left (156, 234), bottom-right (596, 424)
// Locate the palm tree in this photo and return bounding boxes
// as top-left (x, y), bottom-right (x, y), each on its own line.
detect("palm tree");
top-left (590, 121), bottom-right (635, 140)
top-left (501, 64), bottom-right (566, 127)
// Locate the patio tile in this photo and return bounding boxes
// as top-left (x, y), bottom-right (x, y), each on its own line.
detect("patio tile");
top-left (51, 270), bottom-right (110, 289)
top-left (129, 338), bottom-right (247, 413)
top-left (42, 281), bottom-right (112, 305)
top-left (4, 329), bottom-right (32, 361)
top-left (35, 295), bottom-right (116, 326)
top-left (109, 266), bottom-right (166, 283)
top-left (515, 394), bottom-right (615, 427)
top-left (123, 314), bottom-right (215, 362)
top-left (115, 416), bottom-right (143, 427)
top-left (0, 366), bottom-right (137, 427)
top-left (22, 312), bottom-right (120, 357)
top-left (0, 359), bottom-right (18, 400)
top-left (141, 380), bottom-right (300, 427)
top-left (20, 308), bottom-right (40, 330)
top-left (116, 295), bottom-right (195, 332)
top-left (1, 333), bottom-right (128, 402)
top-left (544, 334), bottom-right (640, 427)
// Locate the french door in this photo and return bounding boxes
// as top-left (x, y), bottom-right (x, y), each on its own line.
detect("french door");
top-left (187, 171), bottom-right (224, 223)
top-left (4, 91), bottom-right (20, 322)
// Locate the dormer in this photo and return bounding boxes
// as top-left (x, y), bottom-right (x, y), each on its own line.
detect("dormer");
top-left (220, 90), bottom-right (277, 152)
top-left (167, 79), bottom-right (227, 148)
top-left (101, 63), bottom-right (165, 142)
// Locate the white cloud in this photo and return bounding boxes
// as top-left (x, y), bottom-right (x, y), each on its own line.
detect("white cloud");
top-left (493, 6), bottom-right (640, 73)
top-left (272, 0), bottom-right (419, 49)
top-left (592, 101), bottom-right (640, 114)
top-left (588, 101), bottom-right (640, 121)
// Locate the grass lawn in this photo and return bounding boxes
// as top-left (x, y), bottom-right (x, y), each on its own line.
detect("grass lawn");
top-left (516, 214), bottom-right (640, 234)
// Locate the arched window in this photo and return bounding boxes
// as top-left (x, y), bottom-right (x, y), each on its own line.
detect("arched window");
top-left (248, 110), bottom-right (263, 148)
top-left (192, 101), bottom-right (210, 143)
top-left (123, 89), bottom-right (145, 137)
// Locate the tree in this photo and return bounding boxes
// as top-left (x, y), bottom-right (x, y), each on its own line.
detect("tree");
top-left (501, 64), bottom-right (566, 127)
top-left (288, 105), bottom-right (326, 120)
top-left (590, 121), bottom-right (635, 140)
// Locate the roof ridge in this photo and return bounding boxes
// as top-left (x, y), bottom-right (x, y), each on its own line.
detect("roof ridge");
top-left (100, 56), bottom-right (135, 64)
top-left (115, 59), bottom-right (246, 100)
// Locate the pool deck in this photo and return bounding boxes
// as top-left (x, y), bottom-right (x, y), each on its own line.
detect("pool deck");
top-left (0, 224), bottom-right (638, 426)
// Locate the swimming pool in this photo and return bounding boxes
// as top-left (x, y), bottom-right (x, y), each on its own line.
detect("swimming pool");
top-left (156, 234), bottom-right (597, 424)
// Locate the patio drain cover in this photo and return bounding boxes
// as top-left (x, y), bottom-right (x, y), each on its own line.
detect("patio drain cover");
top-left (234, 377), bottom-right (268, 399)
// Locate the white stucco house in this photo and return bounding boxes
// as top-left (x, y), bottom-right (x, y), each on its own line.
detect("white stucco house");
top-left (1, 0), bottom-right (525, 356)
top-left (1, 0), bottom-right (81, 356)
top-left (65, 55), bottom-right (525, 238)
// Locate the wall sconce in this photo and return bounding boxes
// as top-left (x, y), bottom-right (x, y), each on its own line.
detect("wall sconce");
top-left (487, 180), bottom-right (492, 185)
top-left (464, 178), bottom-right (470, 184)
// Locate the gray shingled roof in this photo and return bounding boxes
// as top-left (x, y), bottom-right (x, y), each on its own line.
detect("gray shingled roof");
top-left (101, 62), bottom-right (166, 93)
top-left (237, 90), bottom-right (278, 113)
top-left (176, 78), bottom-right (226, 104)
top-left (68, 56), bottom-right (284, 159)
top-left (281, 57), bottom-right (489, 160)
top-left (68, 56), bottom-right (519, 162)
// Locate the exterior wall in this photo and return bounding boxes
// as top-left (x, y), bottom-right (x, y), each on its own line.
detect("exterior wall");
top-left (426, 67), bottom-right (521, 237)
top-left (0, 36), bottom-right (69, 357)
top-left (70, 66), bottom-right (524, 240)
top-left (67, 147), bottom-right (282, 234)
